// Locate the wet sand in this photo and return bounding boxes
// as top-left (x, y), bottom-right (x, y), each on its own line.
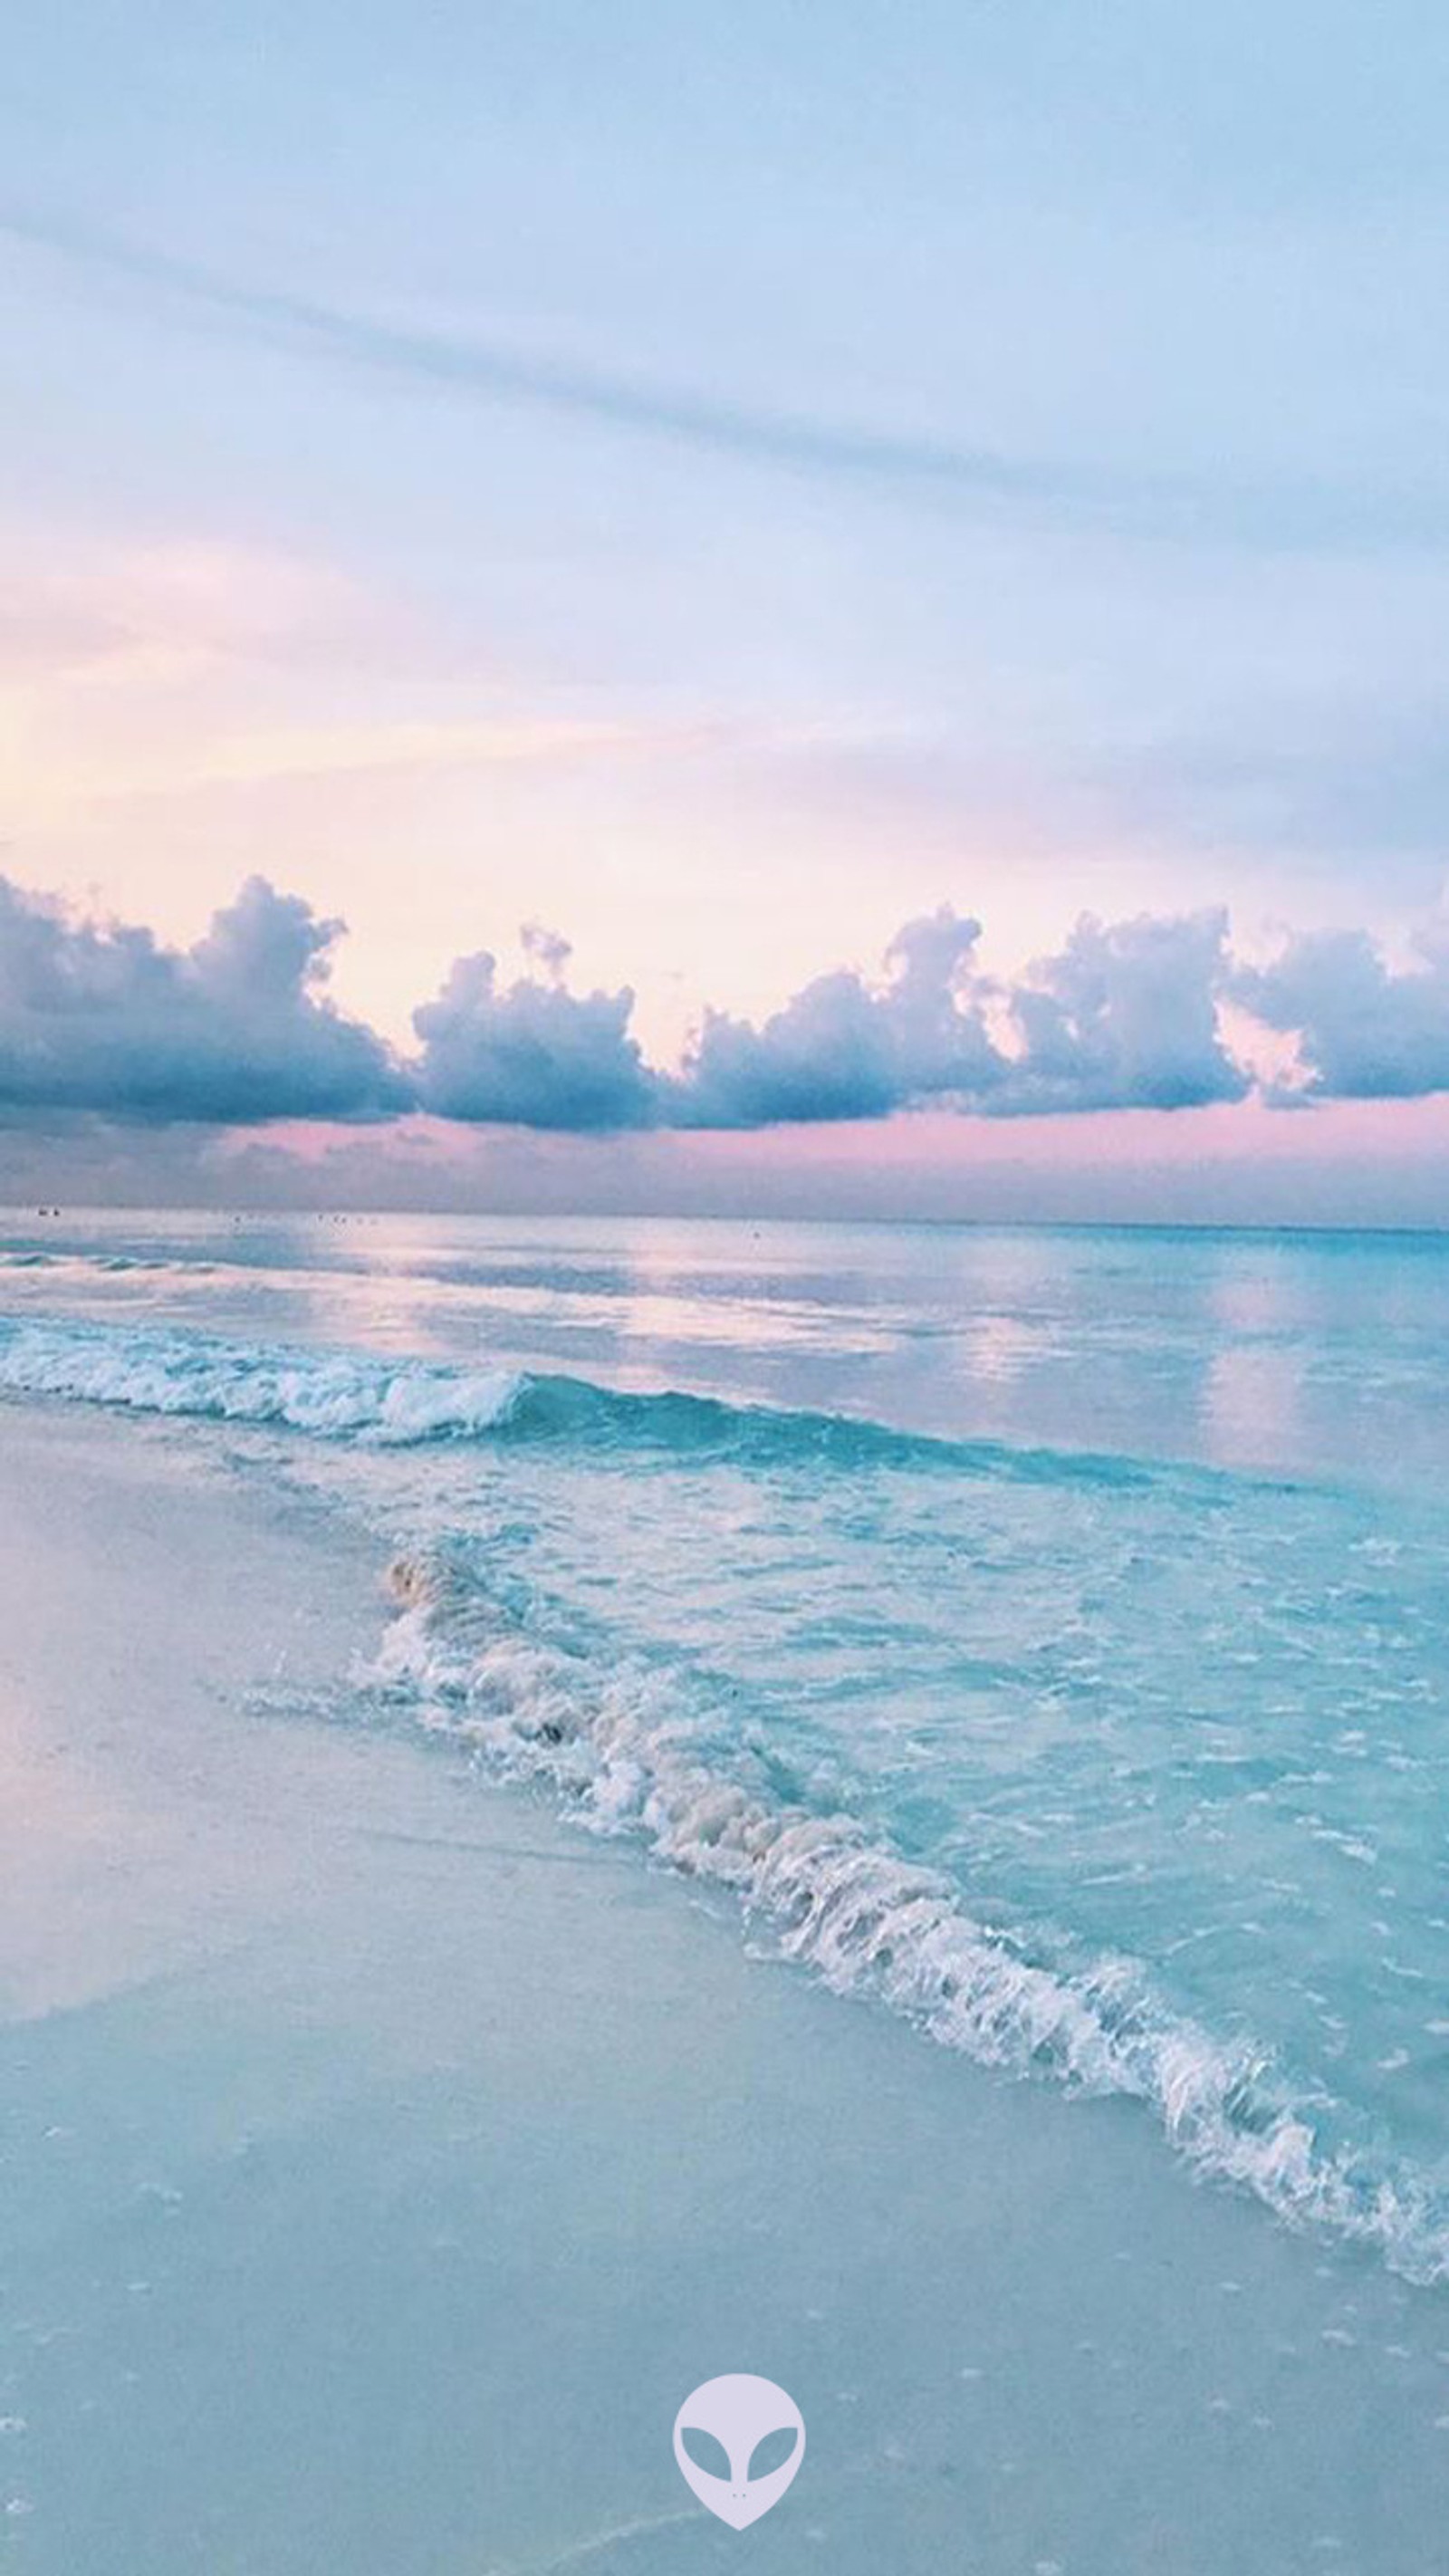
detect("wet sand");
top-left (3, 1401), bottom-right (1447, 2575)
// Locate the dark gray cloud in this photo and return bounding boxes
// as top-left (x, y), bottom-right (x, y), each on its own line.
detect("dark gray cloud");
top-left (411, 948), bottom-right (656, 1130)
top-left (1235, 918), bottom-right (1449, 1099)
top-left (0, 874), bottom-right (405, 1121)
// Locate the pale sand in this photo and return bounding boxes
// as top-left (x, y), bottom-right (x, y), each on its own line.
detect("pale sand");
top-left (2, 1400), bottom-right (1447, 2574)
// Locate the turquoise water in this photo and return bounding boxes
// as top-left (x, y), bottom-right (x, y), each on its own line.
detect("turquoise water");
top-left (4, 1211), bottom-right (1449, 2283)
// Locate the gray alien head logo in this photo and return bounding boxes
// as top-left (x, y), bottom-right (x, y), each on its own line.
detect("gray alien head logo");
top-left (673, 2373), bottom-right (805, 2530)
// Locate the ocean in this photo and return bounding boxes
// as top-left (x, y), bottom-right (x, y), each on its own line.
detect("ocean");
top-left (4, 1208), bottom-right (1447, 2293)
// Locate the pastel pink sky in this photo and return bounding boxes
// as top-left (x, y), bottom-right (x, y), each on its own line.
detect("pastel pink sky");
top-left (3, 530), bottom-right (1255, 1072)
top-left (3, 524), bottom-right (1446, 1218)
top-left (8, 4), bottom-right (1449, 1213)
top-left (183, 1098), bottom-right (1449, 1229)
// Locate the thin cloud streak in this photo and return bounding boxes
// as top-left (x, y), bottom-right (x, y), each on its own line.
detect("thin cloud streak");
top-left (5, 207), bottom-right (1435, 549)
top-left (0, 206), bottom-right (1050, 496)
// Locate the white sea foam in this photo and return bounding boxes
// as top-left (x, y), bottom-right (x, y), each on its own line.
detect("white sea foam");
top-left (371, 1549), bottom-right (1449, 2286)
top-left (7, 1307), bottom-right (1448, 2281)
top-left (0, 1313), bottom-right (1199, 1483)
top-left (0, 1320), bottom-right (523, 1445)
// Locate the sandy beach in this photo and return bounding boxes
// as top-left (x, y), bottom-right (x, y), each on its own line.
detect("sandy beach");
top-left (9, 0), bottom-right (1449, 2552)
top-left (3, 1395), bottom-right (1447, 2575)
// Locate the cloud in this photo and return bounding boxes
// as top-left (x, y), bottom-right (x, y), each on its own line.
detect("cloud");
top-left (667, 907), bottom-right (1004, 1127)
top-left (5, 872), bottom-right (1449, 1137)
top-left (407, 900), bottom-right (1240, 1132)
top-left (664, 906), bottom-right (1245, 1127)
top-left (5, 207), bottom-right (1425, 550)
top-left (412, 947), bottom-right (656, 1130)
top-left (1235, 916), bottom-right (1449, 1099)
top-left (520, 922), bottom-right (575, 978)
top-left (0, 207), bottom-right (1059, 507)
top-left (1002, 908), bottom-right (1248, 1113)
top-left (0, 874), bottom-right (405, 1120)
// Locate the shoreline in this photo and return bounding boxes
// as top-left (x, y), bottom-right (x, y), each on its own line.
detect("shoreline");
top-left (5, 1203), bottom-right (1449, 1244)
top-left (4, 1402), bottom-right (1449, 2572)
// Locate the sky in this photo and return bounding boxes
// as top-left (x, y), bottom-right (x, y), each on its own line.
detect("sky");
top-left (3, 0), bottom-right (1449, 1220)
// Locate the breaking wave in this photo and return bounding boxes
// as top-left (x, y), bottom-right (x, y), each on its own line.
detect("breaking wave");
top-left (0, 1315), bottom-right (524, 1446)
top-left (7, 1302), bottom-right (1440, 2274)
top-left (0, 1312), bottom-right (1248, 1489)
top-left (366, 1545), bottom-right (1449, 2287)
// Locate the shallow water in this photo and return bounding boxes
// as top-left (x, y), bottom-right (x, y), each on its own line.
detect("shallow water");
top-left (5, 1400), bottom-right (1449, 2576)
top-left (4, 1208), bottom-right (1447, 2292)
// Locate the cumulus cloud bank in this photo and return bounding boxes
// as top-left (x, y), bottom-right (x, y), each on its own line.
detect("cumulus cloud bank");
top-left (412, 946), bottom-right (653, 1130)
top-left (1, 872), bottom-right (1446, 1134)
top-left (655, 904), bottom-right (1245, 1125)
top-left (1235, 918), bottom-right (1449, 1101)
top-left (667, 908), bottom-right (1000, 1127)
top-left (1005, 909), bottom-right (1247, 1114)
top-left (0, 875), bottom-right (405, 1120)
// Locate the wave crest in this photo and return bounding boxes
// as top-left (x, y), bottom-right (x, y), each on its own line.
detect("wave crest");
top-left (371, 1548), bottom-right (1449, 2286)
top-left (0, 1318), bottom-right (524, 1444)
top-left (0, 1313), bottom-right (1229, 1489)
